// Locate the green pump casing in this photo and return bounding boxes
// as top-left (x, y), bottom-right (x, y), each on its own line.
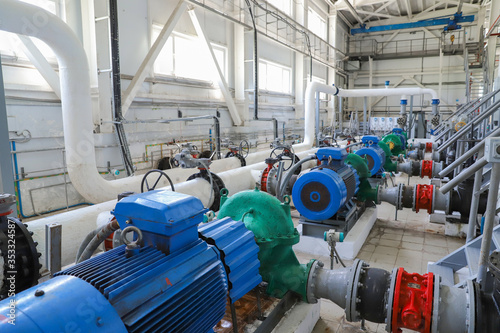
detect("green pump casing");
top-left (218, 188), bottom-right (314, 301)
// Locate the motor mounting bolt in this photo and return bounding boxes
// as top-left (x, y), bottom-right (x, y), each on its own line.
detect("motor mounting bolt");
top-left (34, 289), bottom-right (44, 297)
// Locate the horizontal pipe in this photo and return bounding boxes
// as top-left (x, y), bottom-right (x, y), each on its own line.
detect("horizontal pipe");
top-left (27, 149), bottom-right (318, 272)
top-left (0, 1), bottom-right (316, 205)
top-left (337, 87), bottom-right (438, 100)
top-left (439, 157), bottom-right (488, 194)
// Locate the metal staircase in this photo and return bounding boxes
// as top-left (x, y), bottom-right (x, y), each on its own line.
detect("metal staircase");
top-left (428, 224), bottom-right (500, 287)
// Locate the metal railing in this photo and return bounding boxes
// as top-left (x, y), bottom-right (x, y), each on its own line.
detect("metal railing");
top-left (189, 0), bottom-right (346, 71)
top-left (347, 30), bottom-right (471, 58)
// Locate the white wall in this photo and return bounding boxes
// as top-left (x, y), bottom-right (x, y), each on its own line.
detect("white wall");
top-left (1, 0), bottom-right (338, 217)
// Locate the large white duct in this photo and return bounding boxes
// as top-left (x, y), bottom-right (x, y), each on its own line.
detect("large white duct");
top-left (0, 0), bottom-right (316, 204)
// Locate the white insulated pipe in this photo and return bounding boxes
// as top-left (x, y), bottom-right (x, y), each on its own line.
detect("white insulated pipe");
top-left (29, 149), bottom-right (317, 271)
top-left (337, 87), bottom-right (440, 116)
top-left (336, 87), bottom-right (439, 100)
top-left (0, 0), bottom-right (314, 204)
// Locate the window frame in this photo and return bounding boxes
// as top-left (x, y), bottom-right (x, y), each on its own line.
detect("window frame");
top-left (151, 25), bottom-right (228, 83)
top-left (258, 58), bottom-right (292, 95)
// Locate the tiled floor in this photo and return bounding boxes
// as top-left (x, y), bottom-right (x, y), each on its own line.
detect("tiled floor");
top-left (292, 174), bottom-right (466, 333)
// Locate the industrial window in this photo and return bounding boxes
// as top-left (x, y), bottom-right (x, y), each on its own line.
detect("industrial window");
top-left (258, 59), bottom-right (292, 94)
top-left (0, 0), bottom-right (58, 60)
top-left (267, 0), bottom-right (292, 16)
top-left (308, 7), bottom-right (326, 40)
top-left (152, 26), bottom-right (227, 82)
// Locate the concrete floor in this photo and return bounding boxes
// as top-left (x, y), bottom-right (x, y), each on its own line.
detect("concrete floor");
top-left (292, 174), bottom-right (466, 333)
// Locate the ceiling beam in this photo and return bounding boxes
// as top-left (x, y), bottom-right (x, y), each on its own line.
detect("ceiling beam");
top-left (356, 9), bottom-right (395, 19)
top-left (334, 0), bottom-right (390, 11)
top-left (405, 0), bottom-right (413, 20)
top-left (341, 0), bottom-right (364, 23)
top-left (360, 0), bottom-right (398, 23)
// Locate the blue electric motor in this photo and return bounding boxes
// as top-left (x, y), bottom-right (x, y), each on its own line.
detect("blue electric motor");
top-left (392, 128), bottom-right (407, 148)
top-left (0, 191), bottom-right (261, 333)
top-left (355, 135), bottom-right (386, 176)
top-left (292, 148), bottom-right (359, 221)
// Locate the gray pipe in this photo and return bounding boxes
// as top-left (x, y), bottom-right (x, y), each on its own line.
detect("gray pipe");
top-left (467, 148), bottom-right (484, 242)
top-left (316, 92), bottom-right (320, 146)
top-left (477, 162), bottom-right (500, 285)
top-left (310, 266), bottom-right (351, 308)
top-left (439, 157), bottom-right (488, 194)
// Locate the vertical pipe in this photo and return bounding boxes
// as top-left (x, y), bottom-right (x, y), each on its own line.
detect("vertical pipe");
top-left (467, 148), bottom-right (484, 242)
top-left (339, 96), bottom-right (343, 133)
top-left (244, 0), bottom-right (259, 120)
top-left (109, 0), bottom-right (133, 176)
top-left (363, 96), bottom-right (367, 135)
top-left (316, 92), bottom-right (320, 146)
top-left (273, 118), bottom-right (278, 140)
top-left (409, 96), bottom-right (414, 139)
top-left (214, 117), bottom-right (221, 159)
top-left (477, 162), bottom-right (500, 286)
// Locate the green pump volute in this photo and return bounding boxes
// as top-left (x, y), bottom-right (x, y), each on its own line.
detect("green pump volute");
top-left (218, 188), bottom-right (315, 301)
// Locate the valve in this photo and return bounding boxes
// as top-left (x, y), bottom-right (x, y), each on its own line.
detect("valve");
top-left (420, 160), bottom-right (433, 178)
top-left (259, 158), bottom-right (278, 193)
top-left (414, 184), bottom-right (434, 213)
top-left (388, 268), bottom-right (434, 333)
top-left (425, 142), bottom-right (433, 153)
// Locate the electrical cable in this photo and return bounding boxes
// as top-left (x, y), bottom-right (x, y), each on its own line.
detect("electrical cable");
top-left (278, 155), bottom-right (317, 200)
top-left (333, 246), bottom-right (346, 267)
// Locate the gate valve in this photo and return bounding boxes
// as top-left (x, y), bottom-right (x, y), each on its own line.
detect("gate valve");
top-left (420, 160), bottom-right (433, 178)
top-left (260, 158), bottom-right (278, 192)
top-left (391, 268), bottom-right (434, 333)
top-left (425, 142), bottom-right (433, 153)
top-left (414, 184), bottom-right (433, 214)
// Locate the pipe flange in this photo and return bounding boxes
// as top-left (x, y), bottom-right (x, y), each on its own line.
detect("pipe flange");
top-left (306, 260), bottom-right (321, 304)
top-left (266, 167), bottom-right (279, 196)
top-left (397, 183), bottom-right (404, 211)
top-left (431, 183), bottom-right (436, 214)
top-left (430, 275), bottom-right (441, 333)
top-left (444, 188), bottom-right (451, 215)
top-left (412, 185), bottom-right (417, 212)
top-left (385, 268), bottom-right (399, 333)
top-left (465, 279), bottom-right (475, 333)
top-left (257, 168), bottom-right (268, 192)
top-left (346, 259), bottom-right (365, 322)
